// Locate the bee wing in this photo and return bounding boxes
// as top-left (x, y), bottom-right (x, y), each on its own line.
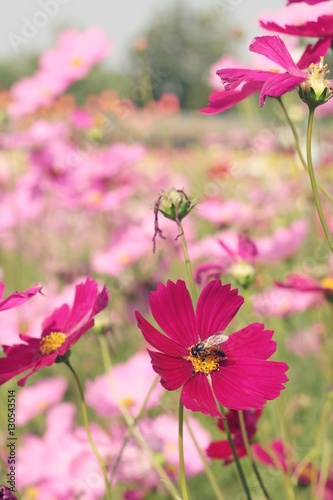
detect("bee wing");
top-left (205, 332), bottom-right (229, 347)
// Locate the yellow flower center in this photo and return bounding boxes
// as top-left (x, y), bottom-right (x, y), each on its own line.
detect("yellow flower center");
top-left (71, 57), bottom-right (83, 67)
top-left (40, 332), bottom-right (66, 355)
top-left (306, 57), bottom-right (330, 98)
top-left (320, 277), bottom-right (333, 290)
top-left (122, 397), bottom-right (134, 407)
top-left (187, 346), bottom-right (223, 375)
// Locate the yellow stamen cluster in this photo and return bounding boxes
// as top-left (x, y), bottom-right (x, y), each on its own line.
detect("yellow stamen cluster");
top-left (320, 277), bottom-right (333, 291)
top-left (40, 332), bottom-right (66, 355)
top-left (71, 57), bottom-right (83, 67)
top-left (187, 347), bottom-right (222, 375)
top-left (306, 57), bottom-right (330, 99)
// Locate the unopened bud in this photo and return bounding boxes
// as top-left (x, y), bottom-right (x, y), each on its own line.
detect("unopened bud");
top-left (229, 261), bottom-right (256, 289)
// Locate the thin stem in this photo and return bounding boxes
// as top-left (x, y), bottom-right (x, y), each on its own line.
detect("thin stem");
top-left (277, 97), bottom-right (333, 205)
top-left (178, 400), bottom-right (190, 500)
top-left (99, 335), bottom-right (182, 500)
top-left (0, 454), bottom-right (22, 500)
top-left (306, 108), bottom-right (333, 252)
top-left (177, 221), bottom-right (197, 303)
top-left (219, 405), bottom-right (252, 500)
top-left (109, 374), bottom-right (160, 485)
top-left (237, 411), bottom-right (270, 500)
top-left (184, 414), bottom-right (225, 500)
top-left (64, 359), bottom-right (112, 500)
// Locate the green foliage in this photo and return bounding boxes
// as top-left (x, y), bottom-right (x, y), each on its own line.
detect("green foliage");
top-left (131, 3), bottom-right (230, 109)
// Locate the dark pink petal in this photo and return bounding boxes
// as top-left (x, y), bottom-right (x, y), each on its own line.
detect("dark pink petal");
top-left (250, 36), bottom-right (303, 76)
top-left (276, 273), bottom-right (322, 292)
top-left (225, 324), bottom-right (276, 359)
top-left (217, 68), bottom-right (273, 91)
top-left (63, 277), bottom-right (104, 333)
top-left (60, 318), bottom-right (95, 352)
top-left (0, 345), bottom-right (41, 385)
top-left (17, 353), bottom-right (58, 386)
top-left (41, 304), bottom-right (70, 336)
top-left (181, 373), bottom-right (221, 417)
top-left (196, 280), bottom-right (244, 340)
top-left (149, 280), bottom-right (198, 347)
top-left (135, 312), bottom-right (188, 356)
top-left (91, 285), bottom-right (110, 316)
top-left (207, 439), bottom-right (235, 459)
top-left (287, 0), bottom-right (329, 4)
top-left (147, 350), bottom-right (193, 390)
top-left (259, 73), bottom-right (306, 106)
top-left (0, 284), bottom-right (43, 312)
top-left (259, 16), bottom-right (333, 37)
top-left (296, 38), bottom-right (332, 70)
top-left (198, 82), bottom-right (262, 114)
top-left (211, 359), bottom-right (288, 410)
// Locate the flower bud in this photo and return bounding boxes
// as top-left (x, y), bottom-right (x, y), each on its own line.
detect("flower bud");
top-left (156, 188), bottom-right (196, 222)
top-left (229, 261), bottom-right (256, 289)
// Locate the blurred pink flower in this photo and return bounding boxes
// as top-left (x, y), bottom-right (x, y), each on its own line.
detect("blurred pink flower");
top-left (252, 286), bottom-right (323, 317)
top-left (276, 273), bottom-right (333, 301)
top-left (18, 403), bottom-right (112, 499)
top-left (0, 277), bottom-right (109, 386)
top-left (285, 323), bottom-right (323, 357)
top-left (40, 27), bottom-right (110, 83)
top-left (86, 351), bottom-right (163, 417)
top-left (17, 376), bottom-right (67, 426)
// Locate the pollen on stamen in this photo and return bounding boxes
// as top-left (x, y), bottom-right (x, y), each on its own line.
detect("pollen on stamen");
top-left (187, 350), bottom-right (222, 375)
top-left (40, 332), bottom-right (67, 355)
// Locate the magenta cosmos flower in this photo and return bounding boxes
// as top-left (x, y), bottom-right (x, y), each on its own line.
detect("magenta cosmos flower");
top-left (0, 283), bottom-right (42, 312)
top-left (0, 277), bottom-right (109, 386)
top-left (200, 35), bottom-right (331, 113)
top-left (135, 280), bottom-right (288, 417)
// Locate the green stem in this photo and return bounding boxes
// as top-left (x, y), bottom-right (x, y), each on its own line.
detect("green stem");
top-left (219, 405), bottom-right (252, 500)
top-left (306, 108), bottom-right (333, 252)
top-left (64, 359), bottom-right (112, 500)
top-left (98, 335), bottom-right (181, 500)
top-left (178, 400), bottom-right (190, 500)
top-left (177, 221), bottom-right (197, 304)
top-left (278, 97), bottom-right (333, 205)
top-left (109, 374), bottom-right (160, 485)
top-left (0, 454), bottom-right (22, 500)
top-left (184, 415), bottom-right (225, 500)
top-left (238, 411), bottom-right (270, 500)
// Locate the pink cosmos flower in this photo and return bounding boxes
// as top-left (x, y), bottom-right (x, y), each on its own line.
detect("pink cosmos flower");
top-left (276, 273), bottom-right (333, 301)
top-left (0, 277), bottom-right (109, 386)
top-left (201, 35), bottom-right (331, 112)
top-left (85, 351), bottom-right (163, 417)
top-left (252, 286), bottom-right (323, 317)
top-left (0, 283), bottom-right (42, 312)
top-left (260, 2), bottom-right (333, 37)
top-left (207, 409), bottom-right (262, 464)
top-left (135, 280), bottom-right (288, 417)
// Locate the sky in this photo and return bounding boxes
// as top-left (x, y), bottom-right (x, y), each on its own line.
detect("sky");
top-left (1, 0), bottom-right (284, 69)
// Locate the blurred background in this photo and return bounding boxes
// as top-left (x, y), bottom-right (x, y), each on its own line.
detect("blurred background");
top-left (0, 0), bottom-right (282, 109)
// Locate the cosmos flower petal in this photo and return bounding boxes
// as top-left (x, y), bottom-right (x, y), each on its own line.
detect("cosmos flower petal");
top-left (296, 38), bottom-right (332, 70)
top-left (225, 323), bottom-right (276, 359)
top-left (207, 439), bottom-right (244, 460)
top-left (135, 312), bottom-right (188, 356)
top-left (211, 360), bottom-right (288, 410)
top-left (199, 82), bottom-right (263, 114)
top-left (181, 373), bottom-right (221, 417)
top-left (259, 73), bottom-right (306, 106)
top-left (147, 350), bottom-right (193, 390)
top-left (149, 280), bottom-right (198, 346)
top-left (196, 280), bottom-right (244, 340)
top-left (0, 283), bottom-right (43, 312)
top-left (249, 36), bottom-right (303, 76)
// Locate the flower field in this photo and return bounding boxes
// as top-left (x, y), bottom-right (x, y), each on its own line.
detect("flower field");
top-left (0, 1), bottom-right (333, 499)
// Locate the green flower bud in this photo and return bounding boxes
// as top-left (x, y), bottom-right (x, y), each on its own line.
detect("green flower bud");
top-left (157, 188), bottom-right (196, 222)
top-left (229, 261), bottom-right (256, 289)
